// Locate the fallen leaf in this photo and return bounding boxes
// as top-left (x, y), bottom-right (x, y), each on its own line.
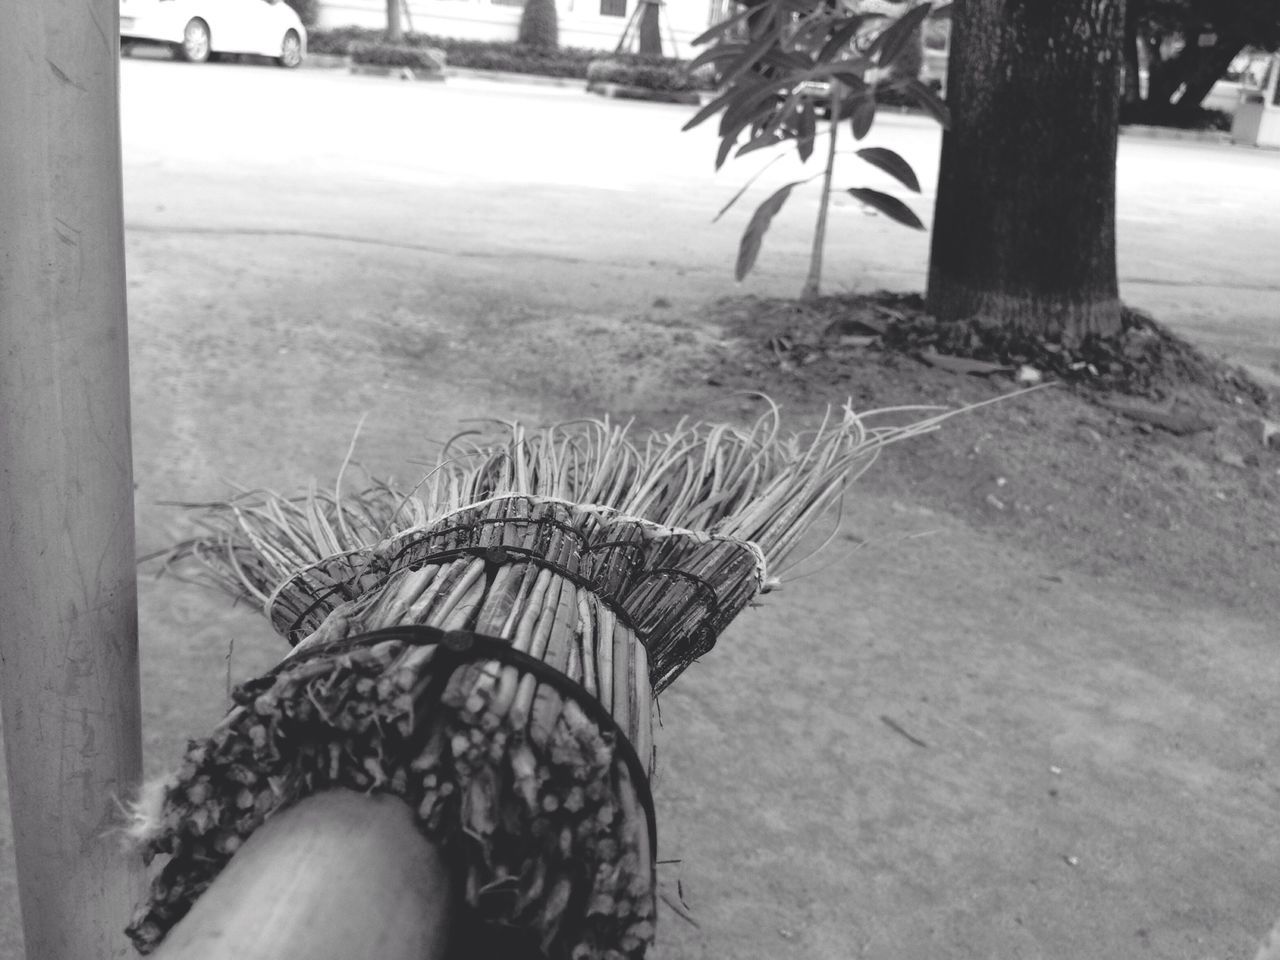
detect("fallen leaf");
top-left (823, 314), bottom-right (886, 337)
top-left (838, 334), bottom-right (879, 348)
top-left (1099, 398), bottom-right (1214, 436)
top-left (1016, 365), bottom-right (1043, 385)
top-left (919, 351), bottom-right (1015, 377)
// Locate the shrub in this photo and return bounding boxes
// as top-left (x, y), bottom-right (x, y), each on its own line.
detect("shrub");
top-left (517, 0), bottom-right (559, 51)
top-left (283, 0), bottom-right (320, 28)
top-left (420, 38), bottom-right (595, 76)
top-left (586, 58), bottom-right (717, 92)
top-left (307, 26), bottom-right (381, 56)
top-left (1119, 100), bottom-right (1232, 132)
top-left (349, 41), bottom-right (446, 71)
top-left (306, 28), bottom-right (712, 82)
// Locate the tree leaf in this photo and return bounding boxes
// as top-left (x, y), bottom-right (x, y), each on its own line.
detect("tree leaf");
top-left (850, 95), bottom-right (876, 139)
top-left (687, 44), bottom-right (749, 73)
top-left (817, 14), bottom-right (874, 62)
top-left (736, 182), bottom-right (803, 281)
top-left (719, 76), bottom-right (800, 136)
top-left (763, 87), bottom-right (804, 138)
top-left (717, 86), bottom-right (782, 155)
top-left (855, 146), bottom-right (921, 192)
top-left (902, 76), bottom-right (951, 128)
top-left (720, 27), bottom-right (789, 90)
top-left (691, 4), bottom-right (759, 47)
top-left (736, 130), bottom-right (785, 159)
top-left (789, 18), bottom-right (833, 56)
top-left (797, 100), bottom-right (817, 162)
top-left (847, 187), bottom-right (925, 229)
top-left (714, 154), bottom-right (788, 222)
top-left (684, 87), bottom-right (738, 131)
top-left (919, 352), bottom-right (1014, 377)
top-left (811, 53), bottom-right (872, 81)
top-left (716, 131), bottom-right (740, 170)
top-left (866, 2), bottom-right (934, 68)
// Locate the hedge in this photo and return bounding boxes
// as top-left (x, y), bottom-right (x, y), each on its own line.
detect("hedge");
top-left (349, 41), bottom-right (446, 72)
top-left (586, 58), bottom-right (716, 93)
top-left (307, 27), bottom-right (704, 81)
top-left (435, 42), bottom-right (589, 78)
top-left (308, 26), bottom-right (382, 56)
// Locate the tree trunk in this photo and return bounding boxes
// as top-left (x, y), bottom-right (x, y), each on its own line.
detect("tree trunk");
top-left (1174, 35), bottom-right (1248, 109)
top-left (926, 0), bottom-right (1125, 341)
top-left (639, 0), bottom-right (662, 56)
top-left (1142, 27), bottom-right (1180, 106)
top-left (801, 79), bottom-right (842, 301)
top-left (1122, 2), bottom-right (1141, 104)
top-left (386, 0), bottom-right (403, 42)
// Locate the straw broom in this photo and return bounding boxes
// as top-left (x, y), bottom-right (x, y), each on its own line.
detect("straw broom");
top-left (125, 399), bottom-right (968, 959)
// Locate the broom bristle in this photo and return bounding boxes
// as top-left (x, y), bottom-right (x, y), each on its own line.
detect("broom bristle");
top-left (159, 400), bottom-right (953, 614)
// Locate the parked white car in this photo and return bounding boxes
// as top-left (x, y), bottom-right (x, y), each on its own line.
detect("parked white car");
top-left (119, 0), bottom-right (306, 67)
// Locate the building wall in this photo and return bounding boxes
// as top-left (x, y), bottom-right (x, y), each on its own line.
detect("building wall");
top-left (317, 0), bottom-right (719, 54)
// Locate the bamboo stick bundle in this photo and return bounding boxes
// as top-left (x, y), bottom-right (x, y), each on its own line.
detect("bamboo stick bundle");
top-left (130, 401), bottom-right (969, 959)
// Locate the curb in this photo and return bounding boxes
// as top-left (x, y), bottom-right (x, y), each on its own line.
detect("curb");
top-left (1119, 124), bottom-right (1233, 144)
top-left (586, 81), bottom-right (703, 106)
top-left (445, 66), bottom-right (588, 90)
top-left (299, 53), bottom-right (349, 70)
top-left (348, 63), bottom-right (445, 81)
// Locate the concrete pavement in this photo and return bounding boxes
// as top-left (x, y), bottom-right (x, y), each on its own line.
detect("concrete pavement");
top-left (120, 59), bottom-right (1280, 383)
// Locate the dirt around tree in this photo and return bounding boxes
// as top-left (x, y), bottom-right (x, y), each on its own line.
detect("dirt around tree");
top-left (697, 292), bottom-right (1280, 619)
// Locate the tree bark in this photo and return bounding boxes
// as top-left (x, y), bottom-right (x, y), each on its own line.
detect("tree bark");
top-left (1174, 34), bottom-right (1249, 109)
top-left (926, 0), bottom-right (1125, 340)
top-left (801, 79), bottom-right (842, 301)
top-left (386, 0), bottom-right (403, 42)
top-left (639, 0), bottom-right (663, 56)
top-left (1143, 27), bottom-right (1180, 105)
top-left (1122, 2), bottom-right (1141, 104)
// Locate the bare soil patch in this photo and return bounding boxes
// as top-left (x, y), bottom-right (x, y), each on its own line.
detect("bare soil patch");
top-left (692, 293), bottom-right (1280, 618)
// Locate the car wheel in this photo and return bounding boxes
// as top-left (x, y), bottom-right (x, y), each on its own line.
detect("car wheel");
top-left (277, 30), bottom-right (302, 69)
top-left (176, 19), bottom-right (211, 63)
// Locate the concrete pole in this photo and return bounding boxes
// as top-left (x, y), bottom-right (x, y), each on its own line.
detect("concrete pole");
top-left (0, 3), bottom-right (145, 959)
top-left (153, 791), bottom-right (456, 960)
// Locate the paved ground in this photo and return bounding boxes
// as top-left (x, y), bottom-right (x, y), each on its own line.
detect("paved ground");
top-left (1, 58), bottom-right (1278, 960)
top-left (119, 57), bottom-right (1280, 376)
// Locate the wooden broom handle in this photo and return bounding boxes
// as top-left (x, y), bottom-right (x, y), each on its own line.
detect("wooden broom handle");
top-left (152, 790), bottom-right (455, 960)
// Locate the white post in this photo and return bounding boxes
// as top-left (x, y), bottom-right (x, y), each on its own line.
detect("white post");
top-left (0, 4), bottom-right (145, 959)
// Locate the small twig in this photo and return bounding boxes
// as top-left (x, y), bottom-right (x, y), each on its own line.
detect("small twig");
top-left (879, 714), bottom-right (927, 748)
top-left (658, 879), bottom-right (699, 928)
top-left (225, 638), bottom-right (235, 697)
